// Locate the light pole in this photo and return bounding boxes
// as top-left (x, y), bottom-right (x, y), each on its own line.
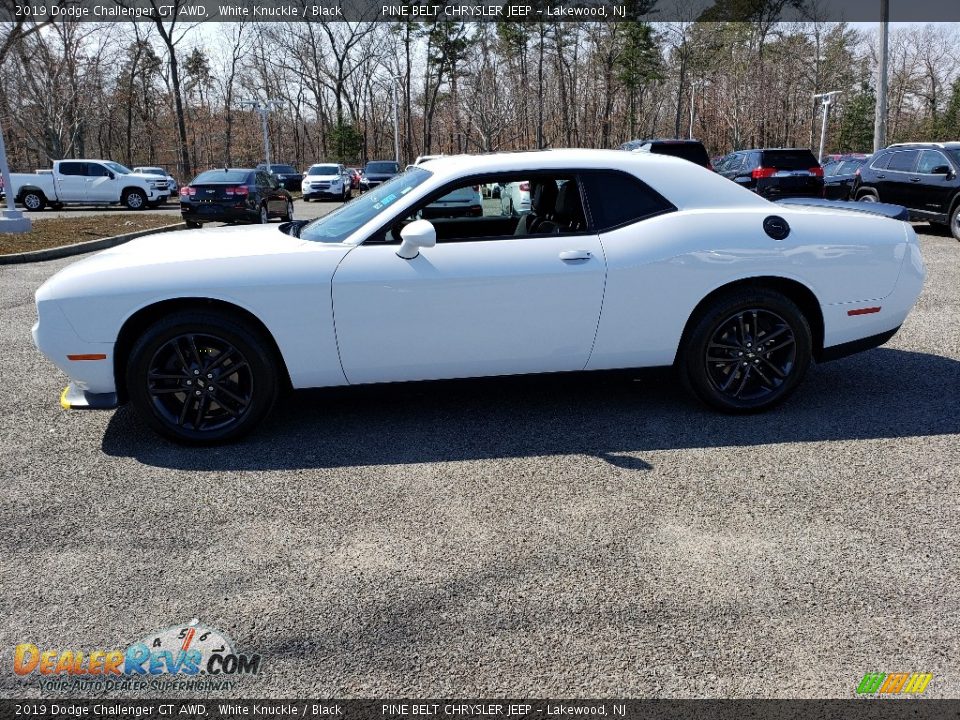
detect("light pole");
top-left (873, 0), bottom-right (890, 152)
top-left (0, 119), bottom-right (30, 233)
top-left (241, 99), bottom-right (282, 167)
top-left (814, 91), bottom-right (842, 163)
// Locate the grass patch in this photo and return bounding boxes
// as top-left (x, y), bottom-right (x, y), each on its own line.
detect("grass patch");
top-left (0, 214), bottom-right (182, 255)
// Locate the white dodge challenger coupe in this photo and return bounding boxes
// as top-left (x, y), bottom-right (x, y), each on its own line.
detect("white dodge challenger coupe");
top-left (33, 150), bottom-right (925, 444)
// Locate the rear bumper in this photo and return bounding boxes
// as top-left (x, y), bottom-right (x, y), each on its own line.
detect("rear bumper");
top-left (180, 204), bottom-right (258, 223)
top-left (819, 326), bottom-right (901, 362)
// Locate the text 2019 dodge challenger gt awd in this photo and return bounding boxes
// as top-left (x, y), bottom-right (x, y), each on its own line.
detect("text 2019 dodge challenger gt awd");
top-left (32, 150), bottom-right (925, 444)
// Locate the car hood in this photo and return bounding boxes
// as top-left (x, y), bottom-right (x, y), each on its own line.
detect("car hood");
top-left (305, 174), bottom-right (341, 182)
top-left (36, 225), bottom-right (316, 301)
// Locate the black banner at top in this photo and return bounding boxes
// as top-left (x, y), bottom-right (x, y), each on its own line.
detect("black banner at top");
top-left (1, 0), bottom-right (959, 23)
top-left (5, 700), bottom-right (960, 720)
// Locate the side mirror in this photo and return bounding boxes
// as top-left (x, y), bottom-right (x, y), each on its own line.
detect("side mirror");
top-left (397, 219), bottom-right (436, 259)
top-left (108, 172), bottom-right (115, 180)
top-left (930, 165), bottom-right (951, 176)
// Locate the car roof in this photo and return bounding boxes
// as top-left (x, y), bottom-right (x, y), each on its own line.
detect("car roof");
top-left (418, 149), bottom-right (770, 211)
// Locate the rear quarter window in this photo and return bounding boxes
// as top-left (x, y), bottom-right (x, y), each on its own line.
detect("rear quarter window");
top-left (580, 171), bottom-right (675, 231)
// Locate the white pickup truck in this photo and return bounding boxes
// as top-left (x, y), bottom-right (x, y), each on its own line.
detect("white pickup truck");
top-left (11, 160), bottom-right (170, 211)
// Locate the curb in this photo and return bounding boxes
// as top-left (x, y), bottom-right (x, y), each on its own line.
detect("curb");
top-left (0, 222), bottom-right (187, 265)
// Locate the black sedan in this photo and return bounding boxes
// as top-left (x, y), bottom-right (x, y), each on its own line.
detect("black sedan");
top-left (180, 168), bottom-right (294, 228)
top-left (822, 154), bottom-right (871, 200)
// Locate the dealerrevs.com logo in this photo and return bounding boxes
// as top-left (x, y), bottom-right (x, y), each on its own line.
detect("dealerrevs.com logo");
top-left (856, 672), bottom-right (933, 696)
top-left (13, 619), bottom-right (261, 692)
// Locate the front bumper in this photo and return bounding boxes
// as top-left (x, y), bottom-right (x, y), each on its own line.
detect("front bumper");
top-left (60, 383), bottom-right (119, 410)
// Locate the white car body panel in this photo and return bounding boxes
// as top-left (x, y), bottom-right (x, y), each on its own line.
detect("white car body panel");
top-left (32, 149), bottom-right (924, 402)
top-left (34, 225), bottom-right (350, 393)
top-left (332, 233), bottom-right (606, 384)
top-left (12, 160), bottom-right (167, 206)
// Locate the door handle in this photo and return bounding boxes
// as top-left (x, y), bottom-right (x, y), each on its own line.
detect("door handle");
top-left (559, 250), bottom-right (592, 261)
top-left (910, 177), bottom-right (921, 182)
top-left (876, 174), bottom-right (886, 179)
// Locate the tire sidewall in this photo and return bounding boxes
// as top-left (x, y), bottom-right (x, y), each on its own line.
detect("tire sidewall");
top-left (951, 204), bottom-right (960, 242)
top-left (126, 312), bottom-right (279, 444)
top-left (682, 289), bottom-right (812, 413)
top-left (259, 204), bottom-right (269, 224)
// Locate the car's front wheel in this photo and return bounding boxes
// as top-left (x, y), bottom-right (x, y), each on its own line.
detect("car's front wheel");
top-left (950, 203), bottom-right (960, 242)
top-left (126, 311), bottom-right (280, 444)
top-left (258, 204), bottom-right (269, 224)
top-left (282, 199), bottom-right (294, 222)
top-left (123, 189), bottom-right (147, 210)
top-left (680, 288), bottom-right (812, 413)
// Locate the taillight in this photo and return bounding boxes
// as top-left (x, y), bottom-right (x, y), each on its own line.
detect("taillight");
top-left (469, 205), bottom-right (482, 216)
top-left (855, 168), bottom-right (861, 176)
top-left (751, 167), bottom-right (777, 179)
top-left (179, 186), bottom-right (195, 197)
top-left (809, 166), bottom-right (824, 177)
top-left (225, 186), bottom-right (249, 196)
top-left (519, 181), bottom-right (530, 191)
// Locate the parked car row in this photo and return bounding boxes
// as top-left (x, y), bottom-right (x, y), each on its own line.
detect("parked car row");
top-left (621, 137), bottom-right (960, 240)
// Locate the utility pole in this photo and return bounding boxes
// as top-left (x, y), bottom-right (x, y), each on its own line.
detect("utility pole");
top-left (241, 99), bottom-right (282, 167)
top-left (814, 91), bottom-right (842, 162)
top-left (873, 0), bottom-right (889, 152)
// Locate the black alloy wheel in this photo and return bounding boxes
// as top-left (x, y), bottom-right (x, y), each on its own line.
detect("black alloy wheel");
top-left (126, 312), bottom-right (279, 443)
top-left (681, 288), bottom-right (812, 412)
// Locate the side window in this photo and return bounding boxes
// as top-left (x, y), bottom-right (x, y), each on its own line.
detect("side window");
top-left (255, 172), bottom-right (268, 187)
top-left (58, 162), bottom-right (85, 176)
top-left (917, 150), bottom-right (948, 174)
top-left (727, 154), bottom-right (745, 173)
top-left (579, 171), bottom-right (675, 232)
top-left (86, 163), bottom-right (110, 177)
top-left (381, 173), bottom-right (587, 244)
top-left (887, 150), bottom-right (919, 173)
top-left (871, 152), bottom-right (891, 170)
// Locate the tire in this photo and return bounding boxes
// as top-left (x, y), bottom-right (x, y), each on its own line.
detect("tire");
top-left (258, 204), bottom-right (269, 224)
top-left (185, 220), bottom-right (202, 229)
top-left (857, 190), bottom-right (879, 203)
top-left (679, 288), bottom-right (812, 413)
top-left (282, 200), bottom-right (294, 222)
top-left (950, 203), bottom-right (960, 242)
top-left (21, 190), bottom-right (46, 212)
top-left (123, 189), bottom-right (147, 210)
top-left (125, 310), bottom-right (280, 444)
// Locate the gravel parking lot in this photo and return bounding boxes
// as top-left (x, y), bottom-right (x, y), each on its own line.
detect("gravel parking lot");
top-left (0, 225), bottom-right (957, 699)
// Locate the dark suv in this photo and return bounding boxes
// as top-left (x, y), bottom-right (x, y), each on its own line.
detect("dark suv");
top-left (851, 142), bottom-right (960, 240)
top-left (716, 148), bottom-right (823, 199)
top-left (620, 139), bottom-right (713, 169)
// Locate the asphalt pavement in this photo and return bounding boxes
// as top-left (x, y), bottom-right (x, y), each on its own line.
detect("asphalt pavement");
top-left (0, 225), bottom-right (957, 699)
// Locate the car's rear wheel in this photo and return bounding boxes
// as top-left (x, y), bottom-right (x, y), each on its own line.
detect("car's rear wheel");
top-left (950, 203), bottom-right (960, 241)
top-left (680, 288), bottom-right (812, 413)
top-left (258, 204), bottom-right (269, 224)
top-left (126, 311), bottom-right (279, 444)
top-left (22, 190), bottom-right (46, 211)
top-left (857, 190), bottom-right (879, 203)
top-left (282, 200), bottom-right (294, 221)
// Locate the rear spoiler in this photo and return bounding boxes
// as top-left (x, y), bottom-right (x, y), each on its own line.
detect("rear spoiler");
top-left (777, 197), bottom-right (909, 221)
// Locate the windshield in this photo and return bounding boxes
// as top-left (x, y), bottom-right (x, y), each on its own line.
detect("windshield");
top-left (948, 150), bottom-right (960, 167)
top-left (138, 167), bottom-right (165, 176)
top-left (308, 165), bottom-right (340, 176)
top-left (104, 162), bottom-right (131, 175)
top-left (301, 167), bottom-right (431, 244)
top-left (366, 161), bottom-right (399, 175)
top-left (270, 165), bottom-right (297, 174)
top-left (193, 169), bottom-right (251, 184)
